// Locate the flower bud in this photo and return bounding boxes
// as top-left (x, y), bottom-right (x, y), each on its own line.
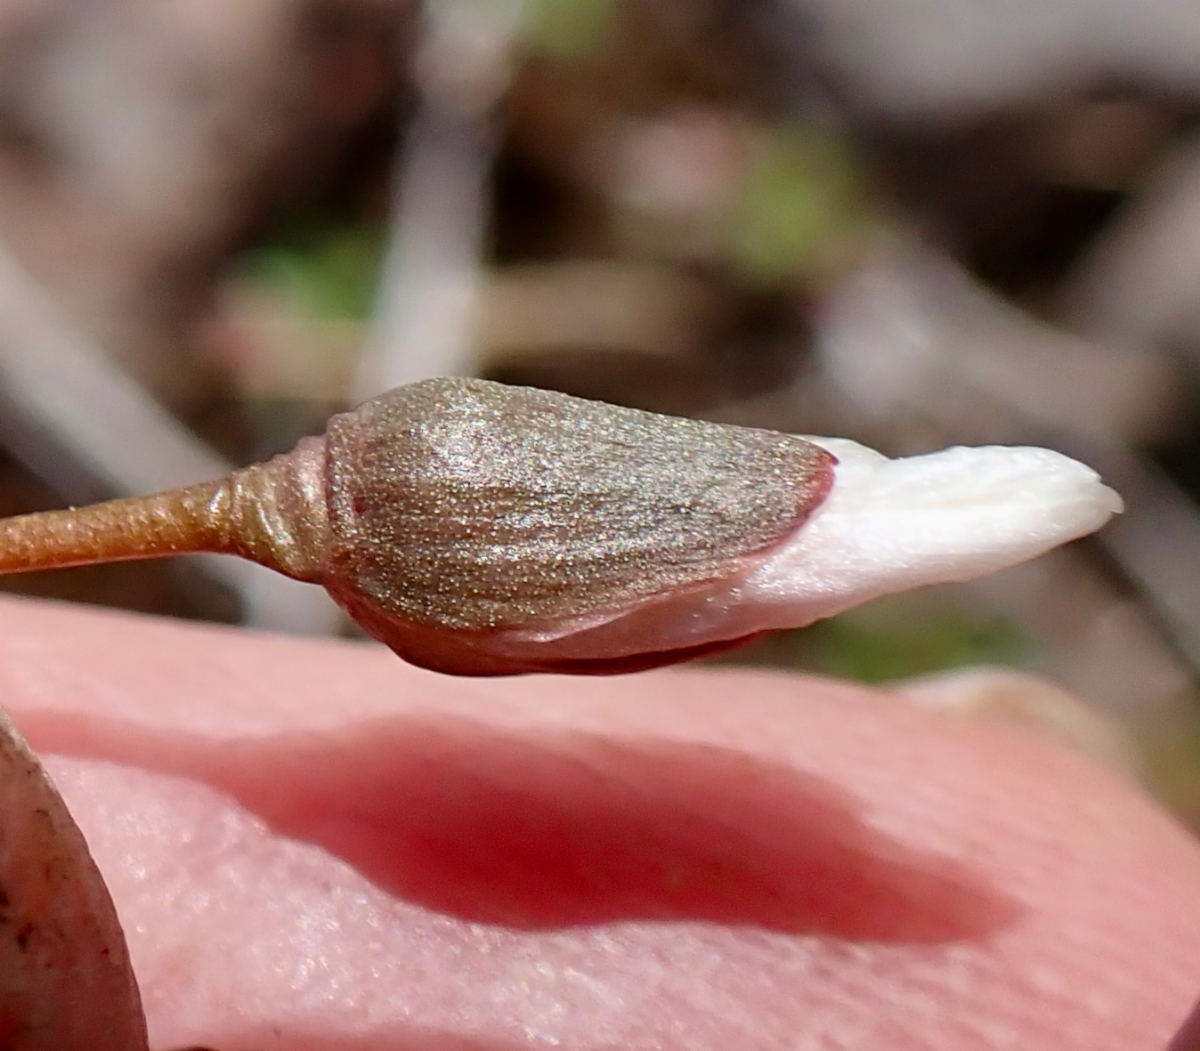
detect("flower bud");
top-left (314, 378), bottom-right (836, 673)
top-left (0, 378), bottom-right (1121, 677)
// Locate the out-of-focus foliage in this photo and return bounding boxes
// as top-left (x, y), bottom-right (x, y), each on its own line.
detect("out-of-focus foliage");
top-left (730, 600), bottom-right (1033, 684)
top-left (520, 0), bottom-right (618, 59)
top-left (240, 222), bottom-right (385, 323)
top-left (804, 611), bottom-right (1032, 685)
top-left (729, 127), bottom-right (873, 283)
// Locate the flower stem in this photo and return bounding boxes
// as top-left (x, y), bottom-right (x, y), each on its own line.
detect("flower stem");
top-left (0, 481), bottom-right (230, 575)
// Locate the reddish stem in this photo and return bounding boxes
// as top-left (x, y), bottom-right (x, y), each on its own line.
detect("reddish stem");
top-left (0, 481), bottom-right (231, 575)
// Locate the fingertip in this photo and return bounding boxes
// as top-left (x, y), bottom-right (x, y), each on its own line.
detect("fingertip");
top-left (0, 597), bottom-right (1198, 1049)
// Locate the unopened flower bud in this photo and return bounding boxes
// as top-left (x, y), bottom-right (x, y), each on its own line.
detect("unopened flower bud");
top-left (0, 378), bottom-right (1121, 676)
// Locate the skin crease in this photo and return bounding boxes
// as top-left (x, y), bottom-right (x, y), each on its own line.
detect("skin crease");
top-left (0, 597), bottom-right (1196, 1049)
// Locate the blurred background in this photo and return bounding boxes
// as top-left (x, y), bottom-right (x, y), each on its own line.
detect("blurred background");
top-left (2, 0), bottom-right (1200, 814)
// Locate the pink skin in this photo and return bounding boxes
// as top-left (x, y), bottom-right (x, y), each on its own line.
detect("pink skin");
top-left (0, 596), bottom-right (1198, 1049)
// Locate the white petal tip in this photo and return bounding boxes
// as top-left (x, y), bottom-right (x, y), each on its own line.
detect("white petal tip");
top-left (739, 440), bottom-right (1123, 627)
